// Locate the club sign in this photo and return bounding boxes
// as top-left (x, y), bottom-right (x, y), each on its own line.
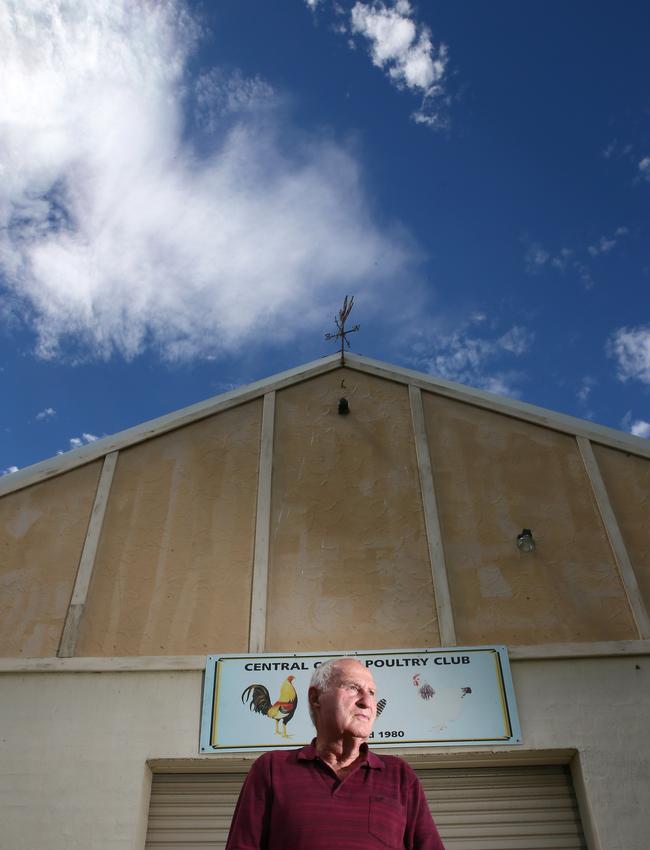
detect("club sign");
top-left (199, 646), bottom-right (520, 753)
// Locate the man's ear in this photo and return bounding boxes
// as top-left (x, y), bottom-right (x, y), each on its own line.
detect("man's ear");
top-left (308, 686), bottom-right (319, 711)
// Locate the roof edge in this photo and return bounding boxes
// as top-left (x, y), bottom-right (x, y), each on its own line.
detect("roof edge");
top-left (345, 353), bottom-right (650, 459)
top-left (2, 351), bottom-right (648, 498)
top-left (0, 353), bottom-right (342, 498)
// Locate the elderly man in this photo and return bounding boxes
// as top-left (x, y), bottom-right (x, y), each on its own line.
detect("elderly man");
top-left (226, 657), bottom-right (445, 849)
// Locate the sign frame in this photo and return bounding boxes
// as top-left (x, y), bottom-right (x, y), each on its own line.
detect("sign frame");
top-left (199, 646), bottom-right (521, 754)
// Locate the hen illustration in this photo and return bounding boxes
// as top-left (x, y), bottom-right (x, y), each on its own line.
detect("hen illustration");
top-left (412, 674), bottom-right (472, 732)
top-left (241, 675), bottom-right (298, 738)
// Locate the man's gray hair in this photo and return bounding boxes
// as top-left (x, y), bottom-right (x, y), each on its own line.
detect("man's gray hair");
top-left (308, 658), bottom-right (348, 726)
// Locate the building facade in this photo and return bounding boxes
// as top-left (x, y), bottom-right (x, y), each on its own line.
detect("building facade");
top-left (1, 353), bottom-right (649, 849)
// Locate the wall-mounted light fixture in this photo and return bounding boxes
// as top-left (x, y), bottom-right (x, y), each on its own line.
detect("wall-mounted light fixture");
top-left (516, 528), bottom-right (535, 553)
top-left (338, 397), bottom-right (350, 415)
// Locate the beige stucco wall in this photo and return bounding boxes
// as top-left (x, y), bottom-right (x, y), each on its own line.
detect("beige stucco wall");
top-left (5, 368), bottom-right (648, 662)
top-left (592, 443), bottom-right (650, 614)
top-left (0, 462), bottom-right (102, 657)
top-left (421, 392), bottom-right (637, 645)
top-left (1, 656), bottom-right (648, 850)
top-left (75, 401), bottom-right (262, 656)
top-left (266, 369), bottom-right (439, 651)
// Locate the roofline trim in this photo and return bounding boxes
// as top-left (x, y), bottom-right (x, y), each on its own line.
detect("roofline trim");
top-left (2, 351), bottom-right (648, 498)
top-left (346, 353), bottom-right (650, 459)
top-left (0, 353), bottom-right (342, 498)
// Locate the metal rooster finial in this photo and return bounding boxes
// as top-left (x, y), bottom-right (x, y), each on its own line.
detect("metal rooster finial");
top-left (324, 295), bottom-right (360, 363)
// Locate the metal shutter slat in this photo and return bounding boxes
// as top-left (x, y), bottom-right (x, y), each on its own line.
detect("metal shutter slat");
top-left (145, 764), bottom-right (587, 849)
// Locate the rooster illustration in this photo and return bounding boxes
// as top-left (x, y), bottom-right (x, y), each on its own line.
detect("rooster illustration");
top-left (241, 675), bottom-right (298, 738)
top-left (412, 674), bottom-right (472, 732)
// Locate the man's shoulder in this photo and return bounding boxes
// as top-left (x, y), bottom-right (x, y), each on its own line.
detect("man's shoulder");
top-left (372, 752), bottom-right (415, 768)
top-left (370, 752), bottom-right (420, 782)
top-left (261, 748), bottom-right (301, 761)
top-left (250, 747), bottom-right (303, 771)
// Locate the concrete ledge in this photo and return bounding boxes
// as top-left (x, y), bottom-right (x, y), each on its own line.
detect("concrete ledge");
top-left (507, 640), bottom-right (650, 660)
top-left (0, 655), bottom-right (205, 673)
top-left (1, 640), bottom-right (650, 673)
top-left (148, 747), bottom-right (578, 772)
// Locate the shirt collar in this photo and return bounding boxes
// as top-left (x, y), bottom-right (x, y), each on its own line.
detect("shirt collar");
top-left (297, 740), bottom-right (384, 770)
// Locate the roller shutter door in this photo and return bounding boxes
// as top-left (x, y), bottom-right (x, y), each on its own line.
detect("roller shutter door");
top-left (420, 766), bottom-right (586, 849)
top-left (145, 764), bottom-right (586, 849)
top-left (146, 772), bottom-right (248, 850)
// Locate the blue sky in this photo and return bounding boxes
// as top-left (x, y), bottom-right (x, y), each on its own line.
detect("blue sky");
top-left (2, 0), bottom-right (649, 474)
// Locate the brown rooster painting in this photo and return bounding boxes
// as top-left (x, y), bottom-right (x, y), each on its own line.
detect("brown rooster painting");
top-left (241, 675), bottom-right (298, 738)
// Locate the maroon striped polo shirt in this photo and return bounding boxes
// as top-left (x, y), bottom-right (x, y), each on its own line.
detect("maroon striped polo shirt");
top-left (225, 742), bottom-right (445, 850)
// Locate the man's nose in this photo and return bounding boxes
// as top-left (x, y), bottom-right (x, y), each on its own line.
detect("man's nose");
top-left (357, 689), bottom-right (375, 706)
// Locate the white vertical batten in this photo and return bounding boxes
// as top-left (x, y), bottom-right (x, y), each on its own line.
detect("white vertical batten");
top-left (58, 451), bottom-right (119, 657)
top-left (577, 436), bottom-right (650, 639)
top-left (248, 392), bottom-right (276, 653)
top-left (409, 384), bottom-right (456, 645)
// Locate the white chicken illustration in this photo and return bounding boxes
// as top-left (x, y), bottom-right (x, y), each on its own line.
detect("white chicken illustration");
top-left (412, 674), bottom-right (472, 732)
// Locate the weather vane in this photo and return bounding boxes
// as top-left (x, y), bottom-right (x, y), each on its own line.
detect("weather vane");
top-left (324, 295), bottom-right (360, 362)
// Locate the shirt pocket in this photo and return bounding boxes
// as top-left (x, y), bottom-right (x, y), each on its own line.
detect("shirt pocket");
top-left (368, 794), bottom-right (407, 848)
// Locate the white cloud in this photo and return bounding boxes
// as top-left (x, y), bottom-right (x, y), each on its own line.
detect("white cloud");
top-left (349, 1), bottom-right (448, 127)
top-left (577, 376), bottom-right (596, 404)
top-left (408, 320), bottom-right (534, 397)
top-left (577, 376), bottom-right (596, 418)
top-left (58, 433), bottom-right (98, 453)
top-left (35, 406), bottom-right (56, 421)
top-left (524, 243), bottom-right (549, 273)
top-left (609, 326), bottom-right (650, 384)
top-left (602, 140), bottom-right (616, 159)
top-left (68, 433), bottom-right (98, 449)
top-left (574, 261), bottom-right (594, 290)
top-left (498, 326), bottom-right (531, 356)
top-left (639, 157), bottom-right (650, 182)
top-left (0, 0), bottom-right (415, 362)
top-left (550, 248), bottom-right (574, 272)
top-left (526, 228), bottom-right (628, 288)
top-left (588, 238), bottom-right (615, 257)
top-left (195, 70), bottom-right (275, 131)
top-left (630, 419), bottom-right (650, 439)
top-left (1, 465), bottom-right (19, 475)
top-left (587, 227), bottom-right (628, 257)
top-left (621, 411), bottom-right (650, 439)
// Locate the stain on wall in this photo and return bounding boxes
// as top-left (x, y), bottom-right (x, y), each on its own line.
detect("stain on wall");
top-left (75, 401), bottom-right (261, 656)
top-left (266, 368), bottom-right (439, 651)
top-left (421, 392), bottom-right (637, 645)
top-left (593, 444), bottom-right (650, 617)
top-left (0, 462), bottom-right (102, 657)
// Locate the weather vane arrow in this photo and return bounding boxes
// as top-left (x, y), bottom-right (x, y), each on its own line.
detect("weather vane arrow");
top-left (324, 295), bottom-right (360, 363)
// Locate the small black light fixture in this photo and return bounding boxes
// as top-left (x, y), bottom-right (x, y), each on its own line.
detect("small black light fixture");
top-left (338, 397), bottom-right (350, 415)
top-left (516, 528), bottom-right (535, 553)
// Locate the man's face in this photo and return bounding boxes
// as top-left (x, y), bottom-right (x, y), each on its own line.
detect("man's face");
top-left (312, 659), bottom-right (378, 741)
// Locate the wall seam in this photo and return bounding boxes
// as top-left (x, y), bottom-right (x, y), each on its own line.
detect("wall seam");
top-left (577, 436), bottom-right (650, 639)
top-left (248, 391), bottom-right (275, 652)
top-left (408, 384), bottom-right (456, 645)
top-left (57, 451), bottom-right (119, 657)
